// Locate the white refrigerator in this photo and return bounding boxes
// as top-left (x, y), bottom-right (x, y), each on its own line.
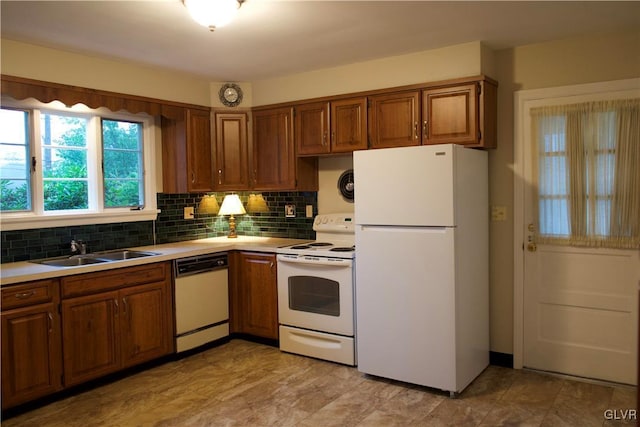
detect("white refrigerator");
top-left (354, 144), bottom-right (489, 396)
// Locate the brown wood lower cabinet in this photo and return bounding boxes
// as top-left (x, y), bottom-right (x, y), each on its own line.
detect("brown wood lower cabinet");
top-left (229, 252), bottom-right (278, 340)
top-left (61, 263), bottom-right (174, 387)
top-left (1, 279), bottom-right (62, 409)
top-left (1, 263), bottom-right (174, 409)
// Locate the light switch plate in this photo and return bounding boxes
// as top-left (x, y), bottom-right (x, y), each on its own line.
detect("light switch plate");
top-left (306, 205), bottom-right (313, 218)
top-left (184, 206), bottom-right (195, 219)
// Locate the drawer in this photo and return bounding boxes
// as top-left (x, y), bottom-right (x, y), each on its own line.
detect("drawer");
top-left (1, 279), bottom-right (57, 310)
top-left (62, 262), bottom-right (170, 298)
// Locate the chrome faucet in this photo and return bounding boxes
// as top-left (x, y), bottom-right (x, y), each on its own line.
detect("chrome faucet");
top-left (70, 239), bottom-right (87, 255)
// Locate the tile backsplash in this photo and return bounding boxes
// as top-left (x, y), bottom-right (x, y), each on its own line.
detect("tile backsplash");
top-left (155, 191), bottom-right (316, 243)
top-left (1, 192), bottom-right (317, 263)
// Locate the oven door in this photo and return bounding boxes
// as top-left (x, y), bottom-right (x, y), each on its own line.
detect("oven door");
top-left (276, 254), bottom-right (354, 336)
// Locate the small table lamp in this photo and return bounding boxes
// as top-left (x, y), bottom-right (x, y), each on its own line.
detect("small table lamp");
top-left (218, 194), bottom-right (246, 238)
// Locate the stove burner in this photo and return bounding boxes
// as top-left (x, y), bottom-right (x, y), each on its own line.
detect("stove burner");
top-left (309, 242), bottom-right (333, 247)
top-left (290, 245), bottom-right (312, 250)
top-left (330, 247), bottom-right (355, 252)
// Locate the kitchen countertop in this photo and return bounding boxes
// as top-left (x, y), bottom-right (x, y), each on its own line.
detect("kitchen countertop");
top-left (0, 236), bottom-right (311, 286)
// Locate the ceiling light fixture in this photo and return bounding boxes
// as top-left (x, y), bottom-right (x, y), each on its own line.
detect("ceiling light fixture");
top-left (183, 0), bottom-right (244, 32)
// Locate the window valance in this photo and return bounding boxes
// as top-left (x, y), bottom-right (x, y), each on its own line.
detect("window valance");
top-left (0, 75), bottom-right (208, 119)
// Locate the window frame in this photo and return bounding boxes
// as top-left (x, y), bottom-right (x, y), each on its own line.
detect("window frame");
top-left (1, 98), bottom-right (158, 231)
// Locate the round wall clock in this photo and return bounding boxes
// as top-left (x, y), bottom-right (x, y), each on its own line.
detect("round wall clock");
top-left (219, 83), bottom-right (243, 107)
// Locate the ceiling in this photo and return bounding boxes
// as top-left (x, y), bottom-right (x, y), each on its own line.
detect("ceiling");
top-left (2, 1), bottom-right (639, 82)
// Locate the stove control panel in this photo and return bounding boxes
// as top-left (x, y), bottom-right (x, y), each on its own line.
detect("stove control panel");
top-left (313, 213), bottom-right (355, 233)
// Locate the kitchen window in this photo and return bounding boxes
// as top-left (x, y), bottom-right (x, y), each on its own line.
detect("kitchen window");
top-left (0, 100), bottom-right (157, 230)
top-left (531, 98), bottom-right (640, 249)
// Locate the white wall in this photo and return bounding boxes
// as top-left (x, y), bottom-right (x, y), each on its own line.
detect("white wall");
top-left (318, 155), bottom-right (354, 214)
top-left (251, 41), bottom-right (483, 106)
top-left (1, 39), bottom-right (212, 106)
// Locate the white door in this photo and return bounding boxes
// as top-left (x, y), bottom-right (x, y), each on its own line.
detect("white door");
top-left (353, 145), bottom-right (455, 227)
top-left (355, 225), bottom-right (458, 390)
top-left (521, 86), bottom-right (639, 385)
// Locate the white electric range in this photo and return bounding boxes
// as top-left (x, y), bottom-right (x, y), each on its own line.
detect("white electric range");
top-left (276, 213), bottom-right (356, 365)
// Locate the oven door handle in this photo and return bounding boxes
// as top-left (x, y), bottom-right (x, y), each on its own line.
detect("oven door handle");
top-left (277, 254), bottom-right (352, 268)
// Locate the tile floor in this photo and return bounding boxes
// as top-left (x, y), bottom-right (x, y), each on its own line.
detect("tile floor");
top-left (2, 340), bottom-right (637, 426)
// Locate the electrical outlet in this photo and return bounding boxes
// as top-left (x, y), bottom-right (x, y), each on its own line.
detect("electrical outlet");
top-left (491, 206), bottom-right (507, 221)
top-left (306, 205), bottom-right (313, 218)
top-left (184, 206), bottom-right (195, 220)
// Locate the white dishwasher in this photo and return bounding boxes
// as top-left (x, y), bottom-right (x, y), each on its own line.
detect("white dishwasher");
top-left (174, 253), bottom-right (229, 353)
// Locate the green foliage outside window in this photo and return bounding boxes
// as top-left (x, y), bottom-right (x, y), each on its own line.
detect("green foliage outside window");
top-left (0, 111), bottom-right (144, 212)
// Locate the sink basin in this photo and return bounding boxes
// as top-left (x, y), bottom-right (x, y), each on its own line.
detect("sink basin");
top-left (31, 250), bottom-right (159, 267)
top-left (92, 250), bottom-right (159, 261)
top-left (36, 257), bottom-right (109, 267)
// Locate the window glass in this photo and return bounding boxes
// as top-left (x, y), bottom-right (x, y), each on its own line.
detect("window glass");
top-left (0, 109), bottom-right (31, 211)
top-left (102, 119), bottom-right (144, 208)
top-left (40, 113), bottom-right (89, 211)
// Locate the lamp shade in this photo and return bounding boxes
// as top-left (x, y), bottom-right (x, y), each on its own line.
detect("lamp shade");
top-left (198, 194), bottom-right (220, 214)
top-left (246, 194), bottom-right (269, 213)
top-left (218, 194), bottom-right (246, 216)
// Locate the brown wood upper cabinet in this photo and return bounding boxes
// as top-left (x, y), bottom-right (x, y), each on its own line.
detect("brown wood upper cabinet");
top-left (295, 97), bottom-right (367, 156)
top-left (252, 107), bottom-right (318, 191)
top-left (422, 80), bottom-right (497, 148)
top-left (368, 90), bottom-right (421, 149)
top-left (1, 279), bottom-right (63, 409)
top-left (214, 112), bottom-right (249, 190)
top-left (162, 107), bottom-right (214, 193)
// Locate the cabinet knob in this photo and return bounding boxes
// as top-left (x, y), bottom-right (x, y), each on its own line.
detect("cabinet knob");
top-left (423, 120), bottom-right (428, 139)
top-left (414, 121), bottom-right (418, 139)
top-left (218, 169), bottom-right (222, 185)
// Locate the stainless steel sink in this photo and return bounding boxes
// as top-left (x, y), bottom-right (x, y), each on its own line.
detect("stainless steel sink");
top-left (31, 250), bottom-right (159, 267)
top-left (35, 256), bottom-right (109, 267)
top-left (91, 250), bottom-right (159, 261)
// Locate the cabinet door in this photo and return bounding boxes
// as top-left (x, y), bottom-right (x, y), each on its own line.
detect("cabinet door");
top-left (331, 97), bottom-right (367, 153)
top-left (186, 108), bottom-right (214, 192)
top-left (251, 108), bottom-right (296, 190)
top-left (295, 102), bottom-right (330, 156)
top-left (120, 282), bottom-right (172, 368)
top-left (61, 291), bottom-right (120, 387)
top-left (214, 112), bottom-right (249, 190)
top-left (1, 303), bottom-right (62, 409)
top-left (422, 83), bottom-right (478, 146)
top-left (239, 252), bottom-right (278, 339)
top-left (368, 91), bottom-right (420, 149)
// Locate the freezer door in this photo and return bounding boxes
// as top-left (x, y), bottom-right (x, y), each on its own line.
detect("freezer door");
top-left (354, 145), bottom-right (454, 226)
top-left (355, 225), bottom-right (457, 390)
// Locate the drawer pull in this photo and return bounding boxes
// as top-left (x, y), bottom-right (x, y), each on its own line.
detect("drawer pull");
top-left (15, 291), bottom-right (35, 299)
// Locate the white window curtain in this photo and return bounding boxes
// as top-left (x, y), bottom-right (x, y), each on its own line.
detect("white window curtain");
top-left (531, 98), bottom-right (640, 249)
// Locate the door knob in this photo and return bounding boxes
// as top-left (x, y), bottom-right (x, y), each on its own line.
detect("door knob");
top-left (527, 242), bottom-right (537, 252)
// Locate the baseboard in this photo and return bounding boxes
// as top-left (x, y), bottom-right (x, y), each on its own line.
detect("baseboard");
top-left (490, 351), bottom-right (514, 368)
